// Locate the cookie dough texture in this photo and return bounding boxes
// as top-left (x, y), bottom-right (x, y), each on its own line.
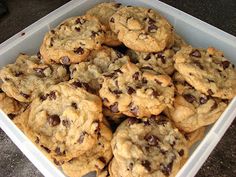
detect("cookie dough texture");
top-left (110, 116), bottom-right (188, 177)
top-left (0, 54), bottom-right (69, 102)
top-left (40, 15), bottom-right (106, 64)
top-left (165, 72), bottom-right (227, 132)
top-left (109, 6), bottom-right (174, 52)
top-left (99, 62), bottom-right (174, 118)
top-left (62, 123), bottom-right (113, 177)
top-left (174, 46), bottom-right (236, 99)
top-left (23, 82), bottom-right (104, 163)
top-left (70, 46), bottom-right (129, 94)
top-left (86, 2), bottom-right (122, 46)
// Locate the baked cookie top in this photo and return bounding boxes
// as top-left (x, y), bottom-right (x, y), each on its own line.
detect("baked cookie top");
top-left (62, 123), bottom-right (113, 177)
top-left (70, 46), bottom-right (129, 94)
top-left (86, 2), bottom-right (122, 46)
top-left (99, 62), bottom-right (174, 118)
top-left (40, 15), bottom-right (105, 64)
top-left (165, 72), bottom-right (227, 132)
top-left (26, 82), bottom-right (103, 163)
top-left (126, 33), bottom-right (187, 75)
top-left (111, 116), bottom-right (188, 177)
top-left (174, 46), bottom-right (236, 99)
top-left (0, 54), bottom-right (69, 102)
top-left (109, 6), bottom-right (174, 52)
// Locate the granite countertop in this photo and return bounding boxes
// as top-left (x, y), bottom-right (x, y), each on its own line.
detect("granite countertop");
top-left (0, 0), bottom-right (235, 176)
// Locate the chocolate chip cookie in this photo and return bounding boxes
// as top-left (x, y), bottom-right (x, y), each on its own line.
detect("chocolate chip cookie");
top-left (99, 62), bottom-right (174, 118)
top-left (165, 72), bottom-right (227, 132)
top-left (24, 82), bottom-right (104, 163)
top-left (126, 33), bottom-right (187, 75)
top-left (109, 6), bottom-right (174, 52)
top-left (86, 2), bottom-right (122, 46)
top-left (174, 46), bottom-right (236, 99)
top-left (40, 15), bottom-right (105, 64)
top-left (62, 123), bottom-right (113, 177)
top-left (70, 46), bottom-right (129, 94)
top-left (110, 116), bottom-right (188, 177)
top-left (0, 54), bottom-right (69, 102)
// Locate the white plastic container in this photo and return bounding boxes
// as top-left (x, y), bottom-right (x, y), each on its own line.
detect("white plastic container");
top-left (0, 0), bottom-right (236, 177)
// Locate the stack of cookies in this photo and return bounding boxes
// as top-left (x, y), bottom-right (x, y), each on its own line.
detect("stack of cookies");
top-left (0, 2), bottom-right (235, 177)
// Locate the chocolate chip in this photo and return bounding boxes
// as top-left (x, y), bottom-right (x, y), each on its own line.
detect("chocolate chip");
top-left (33, 68), bottom-right (46, 77)
top-left (76, 18), bottom-right (86, 24)
top-left (110, 102), bottom-right (119, 113)
top-left (91, 31), bottom-right (99, 37)
top-left (156, 116), bottom-right (168, 125)
top-left (221, 60), bottom-right (230, 69)
top-left (178, 149), bottom-right (184, 156)
top-left (74, 47), bottom-right (84, 55)
top-left (190, 50), bottom-right (201, 58)
top-left (142, 78), bottom-right (148, 84)
top-left (152, 89), bottom-right (159, 98)
top-left (60, 56), bottom-right (70, 65)
top-left (128, 117), bottom-right (141, 125)
top-left (114, 3), bottom-right (121, 8)
top-left (128, 162), bottom-right (134, 171)
top-left (147, 9), bottom-right (152, 13)
top-left (127, 86), bottom-right (135, 94)
top-left (20, 92), bottom-right (30, 99)
top-left (71, 81), bottom-right (82, 88)
top-left (71, 102), bottom-right (77, 109)
top-left (48, 115), bottom-right (61, 127)
top-left (143, 54), bottom-right (151, 61)
top-left (103, 72), bottom-right (115, 78)
top-left (161, 161), bottom-right (173, 176)
top-left (109, 88), bottom-right (122, 94)
top-left (78, 131), bottom-right (87, 144)
top-left (53, 159), bottom-right (60, 166)
top-left (102, 97), bottom-right (109, 103)
top-left (207, 89), bottom-right (213, 95)
top-left (141, 66), bottom-right (153, 70)
top-left (144, 134), bottom-right (159, 146)
top-left (147, 17), bottom-right (156, 24)
top-left (183, 94), bottom-right (196, 103)
top-left (148, 24), bottom-right (158, 32)
top-left (75, 27), bottom-right (80, 32)
top-left (110, 17), bottom-right (115, 23)
top-left (193, 61), bottom-right (204, 69)
top-left (40, 94), bottom-right (47, 101)
top-left (21, 32), bottom-right (25, 36)
top-left (48, 91), bottom-right (56, 100)
top-left (199, 96), bottom-right (209, 104)
top-left (35, 137), bottom-right (39, 144)
top-left (132, 72), bottom-right (139, 80)
top-left (211, 101), bottom-right (218, 111)
top-left (207, 79), bottom-right (214, 83)
top-left (130, 105), bottom-right (139, 116)
top-left (50, 30), bottom-right (55, 34)
top-left (141, 160), bottom-right (151, 172)
top-left (98, 156), bottom-right (106, 164)
top-left (114, 69), bottom-right (123, 74)
top-left (15, 71), bottom-right (23, 77)
top-left (62, 120), bottom-right (70, 127)
top-left (130, 57), bottom-right (139, 64)
top-left (55, 147), bottom-right (62, 155)
top-left (41, 145), bottom-right (51, 153)
top-left (50, 38), bottom-right (54, 47)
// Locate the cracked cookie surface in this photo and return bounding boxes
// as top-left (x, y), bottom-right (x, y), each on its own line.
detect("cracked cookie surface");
top-left (109, 6), bottom-right (174, 52)
top-left (174, 46), bottom-right (236, 99)
top-left (99, 62), bottom-right (174, 118)
top-left (40, 15), bottom-right (105, 64)
top-left (0, 54), bottom-right (69, 102)
top-left (110, 116), bottom-right (188, 177)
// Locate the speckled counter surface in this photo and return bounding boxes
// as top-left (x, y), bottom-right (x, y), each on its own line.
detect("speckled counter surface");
top-left (0, 0), bottom-right (235, 177)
